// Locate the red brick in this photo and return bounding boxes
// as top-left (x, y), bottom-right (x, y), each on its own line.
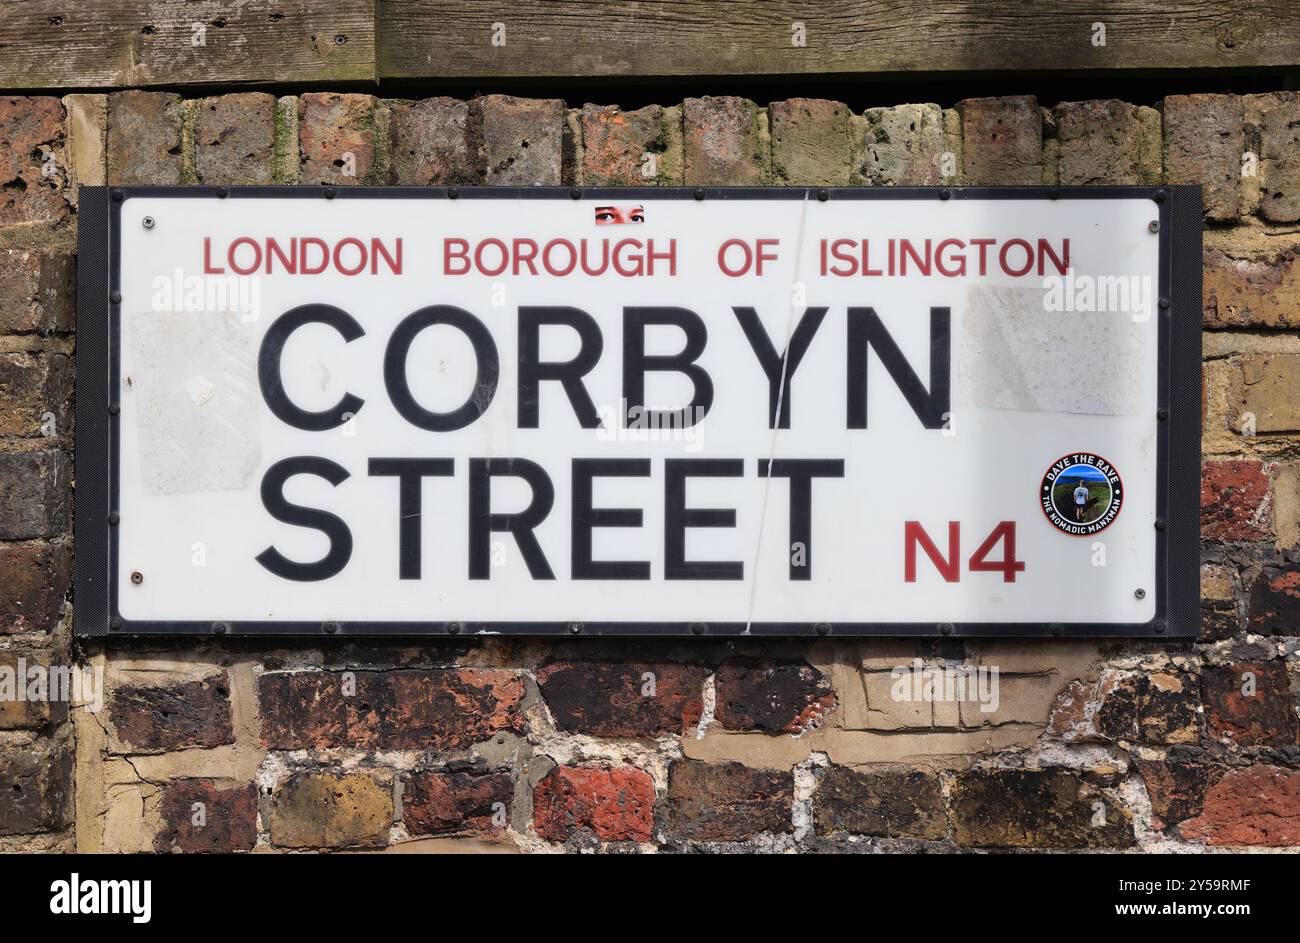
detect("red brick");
top-left (1135, 758), bottom-right (1217, 830)
top-left (298, 93), bottom-right (379, 185)
top-left (258, 669), bottom-right (526, 751)
top-left (770, 98), bottom-right (852, 186)
top-left (194, 93), bottom-right (276, 185)
top-left (108, 675), bottom-right (235, 753)
top-left (714, 659), bottom-right (835, 735)
top-left (470, 95), bottom-right (564, 186)
top-left (403, 769), bottom-right (512, 837)
top-left (579, 103), bottom-right (682, 186)
top-left (388, 97), bottom-right (475, 186)
top-left (532, 765), bottom-right (654, 843)
top-left (683, 96), bottom-right (770, 185)
top-left (1201, 661), bottom-right (1299, 747)
top-left (957, 96), bottom-right (1043, 185)
top-left (1204, 247), bottom-right (1300, 329)
top-left (1181, 766), bottom-right (1300, 846)
top-left (1248, 566), bottom-right (1300, 635)
top-left (0, 540), bottom-right (70, 634)
top-left (0, 450), bottom-right (68, 539)
top-left (106, 91), bottom-right (183, 186)
top-left (0, 96), bottom-right (69, 227)
top-left (155, 779), bottom-right (259, 853)
top-left (536, 659), bottom-right (706, 738)
top-left (0, 250), bottom-right (74, 335)
top-left (1201, 459), bottom-right (1270, 541)
top-left (1162, 94), bottom-right (1243, 222)
top-left (664, 760), bottom-right (792, 842)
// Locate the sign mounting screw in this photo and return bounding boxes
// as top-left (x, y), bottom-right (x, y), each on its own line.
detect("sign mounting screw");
top-left (1148, 220), bottom-right (1160, 233)
top-left (1134, 588), bottom-right (1146, 599)
top-left (142, 216), bottom-right (155, 230)
top-left (130, 571), bottom-right (143, 585)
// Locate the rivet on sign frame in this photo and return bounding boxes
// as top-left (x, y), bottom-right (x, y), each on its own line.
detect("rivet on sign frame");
top-left (447, 621), bottom-right (462, 635)
top-left (213, 622), bottom-right (229, 636)
top-left (694, 189), bottom-right (705, 201)
top-left (1050, 623), bottom-right (1064, 637)
top-left (111, 190), bottom-right (124, 203)
top-left (1159, 297), bottom-right (1170, 310)
top-left (939, 622), bottom-right (954, 636)
top-left (109, 618), bottom-right (121, 631)
top-left (322, 621), bottom-right (339, 634)
top-left (110, 290), bottom-right (121, 304)
top-left (1153, 189), bottom-right (1167, 203)
top-left (108, 512), bottom-right (120, 526)
top-left (1155, 519), bottom-right (1167, 531)
top-left (448, 188), bottom-right (459, 200)
top-left (1157, 407), bottom-right (1169, 420)
top-left (817, 190), bottom-right (828, 202)
top-left (324, 187), bottom-right (336, 200)
top-left (216, 187), bottom-right (228, 199)
top-left (570, 189), bottom-right (581, 200)
top-left (568, 622), bottom-right (582, 635)
top-left (1154, 621), bottom-right (1166, 634)
top-left (107, 403), bottom-right (119, 415)
top-left (689, 622), bottom-right (707, 636)
top-left (815, 622), bottom-right (831, 636)
top-left (939, 188), bottom-right (951, 200)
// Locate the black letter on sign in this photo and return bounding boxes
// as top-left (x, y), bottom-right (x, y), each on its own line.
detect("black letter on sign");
top-left (572, 458), bottom-right (651, 580)
top-left (622, 307), bottom-right (713, 429)
top-left (468, 458), bottom-right (555, 580)
top-left (518, 307), bottom-right (604, 429)
top-left (385, 305), bottom-right (499, 431)
top-left (259, 304), bottom-right (365, 431)
top-left (255, 456), bottom-right (352, 581)
top-left (732, 306), bottom-right (828, 428)
top-left (368, 458), bottom-right (455, 579)
top-left (664, 459), bottom-right (743, 580)
top-left (758, 458), bottom-right (845, 580)
top-left (846, 306), bottom-right (950, 429)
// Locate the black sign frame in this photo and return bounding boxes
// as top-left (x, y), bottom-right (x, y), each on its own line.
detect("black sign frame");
top-left (74, 185), bottom-right (1202, 639)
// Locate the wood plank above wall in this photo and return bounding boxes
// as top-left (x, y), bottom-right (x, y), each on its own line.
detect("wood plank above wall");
top-left (0, 1), bottom-right (375, 89)
top-left (0, 0), bottom-right (1297, 90)
top-left (379, 0), bottom-right (1300, 80)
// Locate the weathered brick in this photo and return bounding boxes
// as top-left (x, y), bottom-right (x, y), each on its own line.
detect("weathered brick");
top-left (1094, 671), bottom-right (1201, 744)
top-left (1204, 247), bottom-right (1300, 329)
top-left (1135, 758), bottom-right (1217, 830)
top-left (403, 769), bottom-right (512, 837)
top-left (258, 669), bottom-right (525, 751)
top-left (579, 103), bottom-right (683, 186)
top-left (1201, 662), bottom-right (1299, 747)
top-left (0, 96), bottom-right (69, 227)
top-left (950, 767), bottom-right (1133, 848)
top-left (270, 771), bottom-right (392, 849)
top-left (155, 779), bottom-right (259, 853)
top-left (957, 96), bottom-right (1043, 185)
top-left (0, 250), bottom-right (74, 334)
top-left (106, 91), bottom-right (183, 186)
top-left (62, 93), bottom-right (106, 200)
top-left (1258, 96), bottom-right (1300, 223)
top-left (1275, 463), bottom-right (1300, 550)
top-left (532, 765), bottom-right (654, 843)
top-left (0, 450), bottom-right (68, 539)
top-left (1181, 766), bottom-right (1300, 846)
top-left (193, 93), bottom-right (276, 185)
top-left (683, 96), bottom-right (770, 185)
top-left (664, 760), bottom-right (792, 842)
top-left (1054, 99), bottom-right (1161, 185)
top-left (715, 659), bottom-right (835, 735)
top-left (1231, 353), bottom-right (1300, 433)
top-left (0, 540), bottom-right (70, 634)
top-left (1201, 459), bottom-right (1270, 541)
top-left (851, 103), bottom-right (945, 186)
top-left (388, 97), bottom-right (475, 186)
top-left (0, 651), bottom-right (69, 729)
top-left (1162, 94), bottom-right (1243, 222)
top-left (1248, 566), bottom-right (1300, 634)
top-left (0, 352), bottom-right (71, 438)
top-left (107, 674), bottom-right (235, 752)
top-left (471, 95), bottom-right (564, 186)
top-left (770, 98), bottom-right (851, 186)
top-left (814, 766), bottom-right (946, 839)
top-left (298, 93), bottom-right (380, 185)
top-left (536, 660), bottom-right (706, 738)
top-left (0, 737), bottom-right (72, 835)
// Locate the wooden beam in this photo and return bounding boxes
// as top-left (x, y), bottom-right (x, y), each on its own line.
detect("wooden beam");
top-left (0, 1), bottom-right (375, 89)
top-left (378, 0), bottom-right (1300, 80)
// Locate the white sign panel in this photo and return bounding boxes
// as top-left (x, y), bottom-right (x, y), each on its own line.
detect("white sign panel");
top-left (81, 188), bottom-right (1199, 636)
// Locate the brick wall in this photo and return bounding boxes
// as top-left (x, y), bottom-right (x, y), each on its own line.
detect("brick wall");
top-left (1, 89), bottom-right (1298, 852)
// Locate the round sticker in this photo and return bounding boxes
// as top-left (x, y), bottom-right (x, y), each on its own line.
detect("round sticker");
top-left (1040, 453), bottom-right (1123, 536)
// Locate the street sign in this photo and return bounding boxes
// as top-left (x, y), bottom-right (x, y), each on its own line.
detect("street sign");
top-left (74, 187), bottom-right (1201, 637)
